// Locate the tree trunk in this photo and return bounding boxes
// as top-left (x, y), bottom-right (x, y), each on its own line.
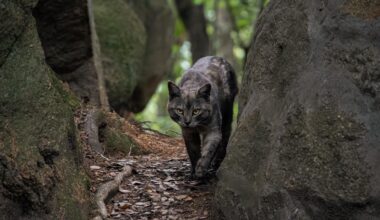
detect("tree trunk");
top-left (214, 0), bottom-right (380, 219)
top-left (257, 0), bottom-right (266, 15)
top-left (175, 0), bottom-right (210, 63)
top-left (125, 0), bottom-right (175, 113)
top-left (88, 0), bottom-right (110, 111)
top-left (214, 2), bottom-right (236, 69)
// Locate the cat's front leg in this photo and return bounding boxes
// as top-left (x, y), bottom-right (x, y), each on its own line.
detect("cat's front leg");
top-left (195, 130), bottom-right (222, 178)
top-left (182, 129), bottom-right (201, 178)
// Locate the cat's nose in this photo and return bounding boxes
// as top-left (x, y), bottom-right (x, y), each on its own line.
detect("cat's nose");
top-left (184, 121), bottom-right (190, 126)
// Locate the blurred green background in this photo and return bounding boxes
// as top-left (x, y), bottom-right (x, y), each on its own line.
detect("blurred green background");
top-left (136, 0), bottom-right (269, 135)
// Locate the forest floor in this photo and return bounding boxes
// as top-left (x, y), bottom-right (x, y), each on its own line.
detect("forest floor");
top-left (80, 111), bottom-right (213, 220)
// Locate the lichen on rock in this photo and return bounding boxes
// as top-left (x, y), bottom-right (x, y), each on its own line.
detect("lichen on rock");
top-left (0, 1), bottom-right (89, 218)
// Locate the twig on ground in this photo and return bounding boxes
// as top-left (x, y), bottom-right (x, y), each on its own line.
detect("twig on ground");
top-left (93, 165), bottom-right (134, 220)
top-left (97, 152), bottom-right (110, 161)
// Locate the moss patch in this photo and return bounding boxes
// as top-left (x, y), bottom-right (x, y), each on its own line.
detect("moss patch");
top-left (99, 112), bottom-right (146, 155)
top-left (343, 0), bottom-right (380, 20)
top-left (0, 11), bottom-right (88, 219)
top-left (93, 0), bottom-right (146, 111)
top-left (103, 128), bottom-right (142, 154)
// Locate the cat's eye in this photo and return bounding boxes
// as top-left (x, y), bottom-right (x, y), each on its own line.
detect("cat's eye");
top-left (176, 108), bottom-right (183, 114)
top-left (192, 109), bottom-right (200, 115)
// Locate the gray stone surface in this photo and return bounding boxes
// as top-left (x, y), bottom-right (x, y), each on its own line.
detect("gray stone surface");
top-left (33, 0), bottom-right (101, 105)
top-left (0, 1), bottom-right (89, 219)
top-left (214, 0), bottom-right (380, 219)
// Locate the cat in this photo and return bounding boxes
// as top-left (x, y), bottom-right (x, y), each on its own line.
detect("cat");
top-left (167, 56), bottom-right (238, 179)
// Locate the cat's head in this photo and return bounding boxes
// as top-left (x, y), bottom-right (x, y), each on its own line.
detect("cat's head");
top-left (167, 81), bottom-right (212, 128)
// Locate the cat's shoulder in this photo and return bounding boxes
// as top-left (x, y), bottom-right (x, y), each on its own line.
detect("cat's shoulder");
top-left (195, 56), bottom-right (238, 97)
top-left (193, 56), bottom-right (231, 70)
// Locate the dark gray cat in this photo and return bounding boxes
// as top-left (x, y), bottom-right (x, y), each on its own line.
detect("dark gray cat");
top-left (167, 56), bottom-right (238, 179)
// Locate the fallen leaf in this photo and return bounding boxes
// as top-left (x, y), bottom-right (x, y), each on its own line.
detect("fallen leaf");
top-left (119, 203), bottom-right (130, 210)
top-left (149, 193), bottom-right (161, 202)
top-left (184, 196), bottom-right (193, 201)
top-left (118, 187), bottom-right (130, 194)
top-left (164, 176), bottom-right (174, 182)
top-left (162, 201), bottom-right (170, 206)
top-left (135, 202), bottom-right (151, 207)
top-left (131, 181), bottom-right (143, 185)
top-left (163, 182), bottom-right (179, 190)
top-left (175, 195), bottom-right (188, 200)
top-left (168, 215), bottom-right (178, 220)
top-left (90, 165), bottom-right (101, 170)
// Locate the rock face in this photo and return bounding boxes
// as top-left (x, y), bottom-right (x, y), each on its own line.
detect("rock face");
top-left (0, 1), bottom-right (89, 219)
top-left (33, 0), bottom-right (101, 105)
top-left (214, 0), bottom-right (380, 219)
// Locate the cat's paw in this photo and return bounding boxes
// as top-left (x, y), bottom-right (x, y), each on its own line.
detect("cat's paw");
top-left (194, 167), bottom-right (206, 179)
top-left (187, 169), bottom-right (196, 180)
top-left (194, 161), bottom-right (208, 179)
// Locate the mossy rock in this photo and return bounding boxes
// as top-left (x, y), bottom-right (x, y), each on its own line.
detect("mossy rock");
top-left (93, 0), bottom-right (146, 113)
top-left (99, 112), bottom-right (146, 155)
top-left (343, 0), bottom-right (380, 20)
top-left (0, 3), bottom-right (88, 219)
top-left (102, 128), bottom-right (143, 155)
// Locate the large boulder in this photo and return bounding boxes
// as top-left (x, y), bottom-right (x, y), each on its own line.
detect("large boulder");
top-left (33, 0), bottom-right (101, 105)
top-left (0, 1), bottom-right (89, 219)
top-left (93, 0), bottom-right (146, 114)
top-left (215, 0), bottom-right (380, 219)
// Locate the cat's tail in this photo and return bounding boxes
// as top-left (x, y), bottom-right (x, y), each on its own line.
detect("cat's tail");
top-left (227, 68), bottom-right (238, 99)
top-left (223, 59), bottom-right (238, 101)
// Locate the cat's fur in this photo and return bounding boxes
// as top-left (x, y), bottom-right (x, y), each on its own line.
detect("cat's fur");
top-left (167, 56), bottom-right (238, 179)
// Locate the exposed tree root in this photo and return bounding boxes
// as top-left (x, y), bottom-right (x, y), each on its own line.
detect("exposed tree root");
top-left (87, 0), bottom-right (110, 111)
top-left (93, 165), bottom-right (134, 219)
top-left (85, 108), bottom-right (103, 153)
top-left (122, 118), bottom-right (185, 156)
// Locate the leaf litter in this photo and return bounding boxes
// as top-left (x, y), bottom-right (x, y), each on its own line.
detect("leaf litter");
top-left (78, 110), bottom-right (213, 220)
top-left (106, 155), bottom-right (212, 220)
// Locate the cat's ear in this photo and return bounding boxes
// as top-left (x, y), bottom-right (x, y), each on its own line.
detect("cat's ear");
top-left (168, 81), bottom-right (180, 100)
top-left (197, 83), bottom-right (211, 100)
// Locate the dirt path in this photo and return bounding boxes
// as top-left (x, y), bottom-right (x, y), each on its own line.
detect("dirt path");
top-left (81, 112), bottom-right (213, 220)
top-left (110, 155), bottom-right (211, 219)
